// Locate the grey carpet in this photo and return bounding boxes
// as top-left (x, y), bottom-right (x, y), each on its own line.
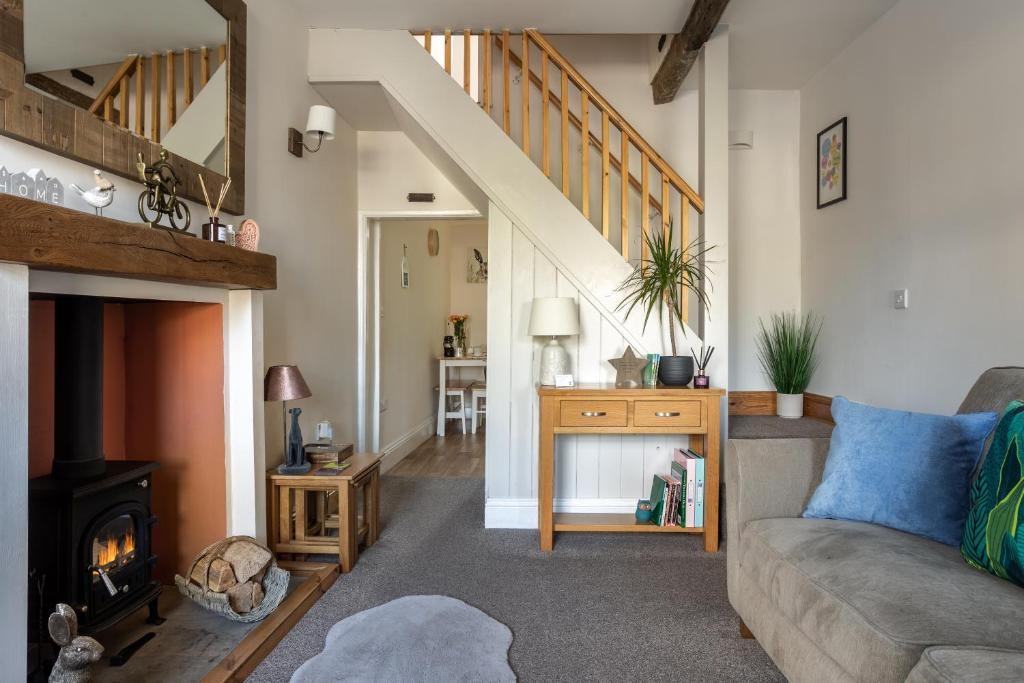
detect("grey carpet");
top-left (249, 477), bottom-right (783, 682)
top-left (291, 595), bottom-right (514, 682)
top-left (729, 415), bottom-right (834, 439)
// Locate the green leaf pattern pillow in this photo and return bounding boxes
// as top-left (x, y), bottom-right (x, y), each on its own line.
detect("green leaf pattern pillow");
top-left (962, 400), bottom-right (1024, 586)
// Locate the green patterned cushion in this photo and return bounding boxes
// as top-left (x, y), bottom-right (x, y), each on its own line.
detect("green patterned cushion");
top-left (962, 400), bottom-right (1024, 586)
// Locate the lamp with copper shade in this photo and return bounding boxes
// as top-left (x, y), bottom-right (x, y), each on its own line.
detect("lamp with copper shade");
top-left (265, 365), bottom-right (312, 473)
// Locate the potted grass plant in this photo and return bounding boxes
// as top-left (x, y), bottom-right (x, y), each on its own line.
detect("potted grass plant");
top-left (616, 227), bottom-right (712, 386)
top-left (754, 311), bottom-right (823, 418)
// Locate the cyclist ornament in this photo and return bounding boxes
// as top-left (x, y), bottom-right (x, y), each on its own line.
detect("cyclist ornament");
top-left (136, 150), bottom-right (191, 232)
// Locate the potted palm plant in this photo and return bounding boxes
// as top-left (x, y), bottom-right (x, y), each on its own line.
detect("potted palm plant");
top-left (754, 311), bottom-right (823, 418)
top-left (616, 227), bottom-right (712, 386)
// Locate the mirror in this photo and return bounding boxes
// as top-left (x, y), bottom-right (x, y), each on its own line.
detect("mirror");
top-left (24, 0), bottom-right (228, 174)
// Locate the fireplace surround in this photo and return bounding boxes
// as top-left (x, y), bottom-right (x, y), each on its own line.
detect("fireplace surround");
top-left (28, 297), bottom-right (164, 636)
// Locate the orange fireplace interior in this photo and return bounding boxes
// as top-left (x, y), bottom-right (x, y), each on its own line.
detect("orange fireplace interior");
top-left (29, 300), bottom-right (226, 583)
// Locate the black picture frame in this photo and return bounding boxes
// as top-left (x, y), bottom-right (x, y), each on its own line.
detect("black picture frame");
top-left (816, 116), bottom-right (847, 209)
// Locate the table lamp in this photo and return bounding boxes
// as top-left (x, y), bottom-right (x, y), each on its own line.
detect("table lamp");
top-left (528, 297), bottom-right (580, 385)
top-left (265, 365), bottom-right (312, 474)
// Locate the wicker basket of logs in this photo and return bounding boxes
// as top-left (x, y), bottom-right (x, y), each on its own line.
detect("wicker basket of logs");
top-left (174, 535), bottom-right (289, 623)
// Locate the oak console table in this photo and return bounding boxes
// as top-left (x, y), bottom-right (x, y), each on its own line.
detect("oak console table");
top-left (537, 385), bottom-right (725, 552)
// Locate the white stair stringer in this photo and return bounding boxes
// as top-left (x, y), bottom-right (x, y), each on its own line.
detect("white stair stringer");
top-left (308, 29), bottom-right (699, 353)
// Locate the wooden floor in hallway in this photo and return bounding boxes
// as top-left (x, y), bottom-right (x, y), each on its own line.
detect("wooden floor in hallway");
top-left (389, 426), bottom-right (485, 478)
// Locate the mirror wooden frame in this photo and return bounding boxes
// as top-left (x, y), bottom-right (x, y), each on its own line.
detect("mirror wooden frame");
top-left (0, 0), bottom-right (246, 215)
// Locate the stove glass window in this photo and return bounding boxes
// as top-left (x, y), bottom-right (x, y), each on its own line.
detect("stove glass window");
top-left (90, 514), bottom-right (137, 578)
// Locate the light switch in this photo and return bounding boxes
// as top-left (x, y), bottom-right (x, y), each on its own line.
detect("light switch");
top-left (894, 289), bottom-right (909, 309)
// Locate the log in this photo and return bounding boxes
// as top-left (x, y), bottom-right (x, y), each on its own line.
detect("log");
top-left (252, 581), bottom-right (265, 608)
top-left (208, 558), bottom-right (238, 593)
top-left (227, 580), bottom-right (255, 613)
top-left (222, 540), bottom-right (272, 584)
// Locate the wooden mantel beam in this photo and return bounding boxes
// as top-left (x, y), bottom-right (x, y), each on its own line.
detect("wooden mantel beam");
top-left (651, 0), bottom-right (730, 104)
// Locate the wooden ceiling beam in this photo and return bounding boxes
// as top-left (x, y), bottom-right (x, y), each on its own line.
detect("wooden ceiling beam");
top-left (650, 0), bottom-right (730, 104)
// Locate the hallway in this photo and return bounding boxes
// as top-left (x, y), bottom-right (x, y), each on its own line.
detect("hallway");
top-left (389, 428), bottom-right (485, 479)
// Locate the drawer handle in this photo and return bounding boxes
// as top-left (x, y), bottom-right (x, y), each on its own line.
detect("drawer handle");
top-left (581, 411), bottom-right (607, 417)
top-left (655, 411), bottom-right (681, 417)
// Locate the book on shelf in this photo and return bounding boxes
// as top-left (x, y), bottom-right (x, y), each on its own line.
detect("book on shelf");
top-left (670, 448), bottom-right (705, 528)
top-left (648, 474), bottom-right (682, 526)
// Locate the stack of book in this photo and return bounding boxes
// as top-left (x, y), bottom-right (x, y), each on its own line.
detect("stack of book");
top-left (645, 448), bottom-right (706, 527)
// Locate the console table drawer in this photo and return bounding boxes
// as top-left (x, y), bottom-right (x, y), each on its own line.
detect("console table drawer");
top-left (559, 400), bottom-right (628, 427)
top-left (633, 400), bottom-right (702, 427)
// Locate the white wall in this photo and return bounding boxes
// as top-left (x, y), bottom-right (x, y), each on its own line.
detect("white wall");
top-left (378, 219), bottom-right (452, 448)
top-left (247, 0), bottom-right (358, 475)
top-left (729, 90), bottom-right (801, 389)
top-left (358, 130), bottom-right (478, 214)
top-left (447, 222), bottom-right (488, 349)
top-left (800, 0), bottom-right (1024, 413)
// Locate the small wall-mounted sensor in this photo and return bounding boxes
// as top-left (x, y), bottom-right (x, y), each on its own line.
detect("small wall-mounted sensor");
top-left (407, 193), bottom-right (436, 203)
top-left (894, 289), bottom-right (909, 309)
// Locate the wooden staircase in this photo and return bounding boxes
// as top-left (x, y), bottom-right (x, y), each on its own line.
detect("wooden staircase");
top-left (80, 46), bottom-right (226, 144)
top-left (415, 29), bottom-right (705, 327)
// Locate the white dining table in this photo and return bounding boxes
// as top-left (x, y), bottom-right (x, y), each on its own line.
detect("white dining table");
top-left (437, 355), bottom-right (487, 436)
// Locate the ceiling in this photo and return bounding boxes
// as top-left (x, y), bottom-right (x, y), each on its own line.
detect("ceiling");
top-left (293, 0), bottom-right (899, 89)
top-left (25, 0), bottom-right (226, 73)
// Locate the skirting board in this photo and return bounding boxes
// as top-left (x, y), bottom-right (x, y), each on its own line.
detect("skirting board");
top-left (380, 417), bottom-right (434, 473)
top-left (485, 498), bottom-right (640, 529)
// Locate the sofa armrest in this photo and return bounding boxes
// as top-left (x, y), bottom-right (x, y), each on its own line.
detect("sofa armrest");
top-left (725, 437), bottom-right (831, 612)
top-left (725, 437), bottom-right (830, 542)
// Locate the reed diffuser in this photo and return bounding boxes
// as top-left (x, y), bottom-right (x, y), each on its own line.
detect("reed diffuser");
top-left (199, 176), bottom-right (232, 243)
top-left (691, 345), bottom-right (714, 389)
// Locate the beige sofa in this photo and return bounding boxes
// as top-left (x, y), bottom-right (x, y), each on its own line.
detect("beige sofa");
top-left (726, 368), bottom-right (1024, 682)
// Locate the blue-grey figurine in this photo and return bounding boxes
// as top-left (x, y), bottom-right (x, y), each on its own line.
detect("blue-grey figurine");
top-left (279, 407), bottom-right (310, 474)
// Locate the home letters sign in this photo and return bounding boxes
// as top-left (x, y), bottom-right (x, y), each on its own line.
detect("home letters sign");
top-left (0, 165), bottom-right (64, 206)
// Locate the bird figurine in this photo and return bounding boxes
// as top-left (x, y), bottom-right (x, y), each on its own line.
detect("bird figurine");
top-left (69, 170), bottom-right (115, 216)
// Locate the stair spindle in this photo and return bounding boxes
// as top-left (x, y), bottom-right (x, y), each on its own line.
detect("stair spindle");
top-left (463, 29), bottom-right (471, 94)
top-left (641, 153), bottom-right (650, 265)
top-left (621, 131), bottom-right (629, 261)
top-left (150, 54), bottom-right (160, 142)
top-left (601, 111), bottom-right (610, 239)
top-left (184, 48), bottom-right (194, 107)
top-left (661, 175), bottom-right (670, 243)
top-left (134, 56), bottom-right (144, 135)
top-left (200, 46), bottom-right (210, 87)
top-left (560, 70), bottom-right (569, 196)
top-left (581, 92), bottom-right (589, 219)
top-left (103, 96), bottom-right (112, 122)
top-left (680, 194), bottom-right (691, 323)
top-left (444, 30), bottom-right (452, 75)
top-left (502, 30), bottom-right (510, 134)
top-left (541, 52), bottom-right (550, 176)
top-left (118, 75), bottom-right (128, 128)
top-left (521, 32), bottom-right (529, 155)
top-left (423, 30), bottom-right (431, 53)
top-left (218, 44), bottom-right (226, 66)
top-left (483, 30), bottom-right (491, 112)
top-left (166, 50), bottom-right (176, 126)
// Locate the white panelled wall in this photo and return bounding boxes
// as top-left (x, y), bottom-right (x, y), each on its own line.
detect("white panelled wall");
top-left (486, 204), bottom-right (686, 527)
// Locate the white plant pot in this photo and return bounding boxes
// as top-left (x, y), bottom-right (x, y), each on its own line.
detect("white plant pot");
top-left (776, 392), bottom-right (804, 419)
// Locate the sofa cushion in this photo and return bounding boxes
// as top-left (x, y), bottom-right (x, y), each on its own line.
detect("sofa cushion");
top-left (803, 397), bottom-right (997, 546)
top-left (905, 647), bottom-right (1024, 683)
top-left (739, 518), bottom-right (1024, 683)
top-left (962, 401), bottom-right (1024, 587)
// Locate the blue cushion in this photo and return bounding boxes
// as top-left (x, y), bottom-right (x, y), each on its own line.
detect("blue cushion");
top-left (803, 397), bottom-right (998, 546)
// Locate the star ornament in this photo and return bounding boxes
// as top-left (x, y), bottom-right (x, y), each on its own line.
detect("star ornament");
top-left (608, 346), bottom-right (649, 387)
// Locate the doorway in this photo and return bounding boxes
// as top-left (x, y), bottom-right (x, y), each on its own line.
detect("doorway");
top-left (359, 214), bottom-right (488, 479)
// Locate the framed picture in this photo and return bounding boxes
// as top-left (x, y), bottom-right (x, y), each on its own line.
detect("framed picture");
top-left (467, 247), bottom-right (488, 283)
top-left (817, 116), bottom-right (847, 208)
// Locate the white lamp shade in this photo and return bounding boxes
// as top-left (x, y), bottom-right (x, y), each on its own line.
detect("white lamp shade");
top-left (305, 105), bottom-right (336, 140)
top-left (528, 297), bottom-right (580, 337)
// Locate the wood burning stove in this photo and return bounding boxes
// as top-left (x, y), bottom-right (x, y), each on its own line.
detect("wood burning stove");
top-left (28, 297), bottom-right (163, 638)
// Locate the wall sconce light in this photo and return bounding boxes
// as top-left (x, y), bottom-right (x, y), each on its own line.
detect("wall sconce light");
top-left (288, 105), bottom-right (337, 158)
top-left (728, 130), bottom-right (754, 150)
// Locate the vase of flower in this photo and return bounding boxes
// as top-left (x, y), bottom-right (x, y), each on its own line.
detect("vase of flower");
top-left (448, 314), bottom-right (469, 356)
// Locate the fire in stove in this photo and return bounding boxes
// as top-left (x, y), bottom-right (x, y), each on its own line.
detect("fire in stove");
top-left (92, 527), bottom-right (137, 574)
